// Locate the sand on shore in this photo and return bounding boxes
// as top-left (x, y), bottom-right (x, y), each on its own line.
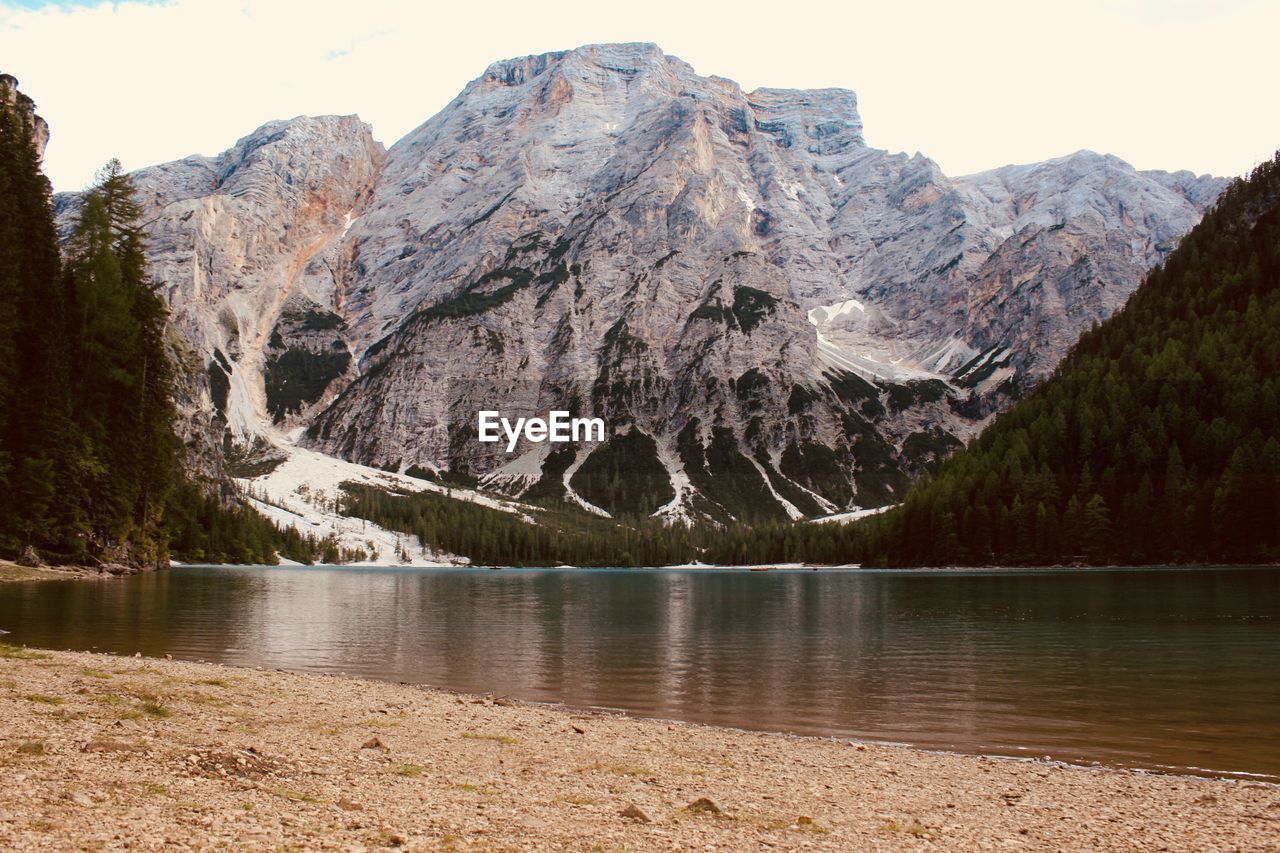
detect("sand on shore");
top-left (0, 646), bottom-right (1276, 850)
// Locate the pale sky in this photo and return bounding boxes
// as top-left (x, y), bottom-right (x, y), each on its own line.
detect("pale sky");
top-left (1, 0), bottom-right (1275, 192)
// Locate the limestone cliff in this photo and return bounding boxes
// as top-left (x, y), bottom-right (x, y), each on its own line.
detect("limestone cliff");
top-left (0, 74), bottom-right (49, 160)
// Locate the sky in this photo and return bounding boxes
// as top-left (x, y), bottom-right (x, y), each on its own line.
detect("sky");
top-left (1, 0), bottom-right (1276, 192)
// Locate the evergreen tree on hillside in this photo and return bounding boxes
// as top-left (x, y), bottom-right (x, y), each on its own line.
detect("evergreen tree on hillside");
top-left (0, 75), bottom-right (74, 559)
top-left (59, 159), bottom-right (177, 564)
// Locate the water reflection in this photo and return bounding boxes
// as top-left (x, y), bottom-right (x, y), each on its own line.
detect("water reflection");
top-left (1, 566), bottom-right (1277, 779)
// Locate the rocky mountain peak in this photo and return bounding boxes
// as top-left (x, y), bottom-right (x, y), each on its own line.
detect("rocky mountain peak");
top-left (747, 87), bottom-right (864, 150)
top-left (481, 42), bottom-right (673, 81)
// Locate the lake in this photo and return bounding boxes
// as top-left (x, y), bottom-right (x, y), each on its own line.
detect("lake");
top-left (2, 565), bottom-right (1277, 780)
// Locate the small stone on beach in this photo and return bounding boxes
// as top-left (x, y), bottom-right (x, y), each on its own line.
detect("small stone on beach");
top-left (619, 803), bottom-right (650, 823)
top-left (687, 797), bottom-right (721, 815)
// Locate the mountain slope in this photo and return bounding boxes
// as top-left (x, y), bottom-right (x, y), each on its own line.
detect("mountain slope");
top-left (862, 152), bottom-right (1280, 566)
top-left (53, 43), bottom-right (1225, 527)
top-left (297, 44), bottom-right (1223, 520)
top-left (55, 114), bottom-right (385, 477)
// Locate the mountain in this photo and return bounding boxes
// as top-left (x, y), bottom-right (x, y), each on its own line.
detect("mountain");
top-left (53, 44), bottom-right (1225, 526)
top-left (861, 153), bottom-right (1280, 566)
top-left (55, 114), bottom-right (384, 482)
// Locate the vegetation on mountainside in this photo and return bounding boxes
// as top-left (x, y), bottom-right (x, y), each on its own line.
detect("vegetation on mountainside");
top-left (0, 76), bottom-right (337, 567)
top-left (340, 478), bottom-right (872, 567)
top-left (857, 153), bottom-right (1280, 566)
top-left (0, 118), bottom-right (177, 564)
top-left (340, 483), bottom-right (698, 567)
top-left (345, 154), bottom-right (1280, 569)
top-left (166, 479), bottom-right (354, 565)
top-left (263, 346), bottom-right (351, 423)
top-left (569, 431), bottom-right (675, 518)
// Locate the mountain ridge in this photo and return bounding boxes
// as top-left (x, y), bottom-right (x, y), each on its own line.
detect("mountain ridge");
top-left (860, 152), bottom-right (1280, 566)
top-left (52, 43), bottom-right (1228, 526)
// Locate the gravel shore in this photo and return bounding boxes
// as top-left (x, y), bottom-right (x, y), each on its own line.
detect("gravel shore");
top-left (1, 645), bottom-right (1276, 850)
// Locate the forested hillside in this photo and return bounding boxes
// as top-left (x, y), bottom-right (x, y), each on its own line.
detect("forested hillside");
top-left (0, 75), bottom-right (339, 568)
top-left (0, 75), bottom-right (64, 559)
top-left (860, 153), bottom-right (1280, 566)
top-left (1, 75), bottom-right (172, 566)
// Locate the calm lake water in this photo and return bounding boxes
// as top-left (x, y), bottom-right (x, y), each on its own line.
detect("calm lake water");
top-left (2, 565), bottom-right (1278, 780)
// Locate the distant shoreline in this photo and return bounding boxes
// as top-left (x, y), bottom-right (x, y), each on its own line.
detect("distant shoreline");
top-left (8, 557), bottom-right (1277, 583)
top-left (172, 561), bottom-right (1280, 573)
top-left (1, 645), bottom-right (1275, 848)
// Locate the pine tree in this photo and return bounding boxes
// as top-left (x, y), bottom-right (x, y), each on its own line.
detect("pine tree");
top-left (0, 75), bottom-right (74, 558)
top-left (60, 159), bottom-right (176, 564)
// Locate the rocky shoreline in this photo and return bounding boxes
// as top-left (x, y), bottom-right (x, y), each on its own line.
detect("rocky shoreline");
top-left (0, 559), bottom-right (102, 582)
top-left (0, 559), bottom-right (156, 582)
top-left (0, 646), bottom-right (1276, 849)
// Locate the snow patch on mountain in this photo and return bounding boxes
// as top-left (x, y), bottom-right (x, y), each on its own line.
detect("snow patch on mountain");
top-left (236, 431), bottom-right (538, 565)
top-left (559, 448), bottom-right (612, 518)
top-left (811, 505), bottom-right (894, 525)
top-left (480, 444), bottom-right (551, 494)
top-left (747, 455), bottom-right (805, 521)
top-left (652, 438), bottom-right (698, 525)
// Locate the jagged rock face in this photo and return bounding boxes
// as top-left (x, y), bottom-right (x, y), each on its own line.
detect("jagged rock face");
top-left (950, 154), bottom-right (1228, 378)
top-left (299, 44), bottom-right (1223, 519)
top-left (55, 44), bottom-right (1225, 521)
top-left (298, 44), bottom-right (954, 518)
top-left (55, 116), bottom-right (384, 480)
top-left (1, 74), bottom-right (49, 162)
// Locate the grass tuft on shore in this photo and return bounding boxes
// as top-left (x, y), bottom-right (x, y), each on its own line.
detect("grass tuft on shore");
top-left (881, 818), bottom-right (931, 838)
top-left (450, 783), bottom-right (496, 796)
top-left (272, 787), bottom-right (322, 804)
top-left (576, 762), bottom-right (653, 777)
top-left (1, 644), bottom-right (50, 660)
top-left (554, 793), bottom-right (601, 806)
top-left (460, 731), bottom-right (519, 745)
